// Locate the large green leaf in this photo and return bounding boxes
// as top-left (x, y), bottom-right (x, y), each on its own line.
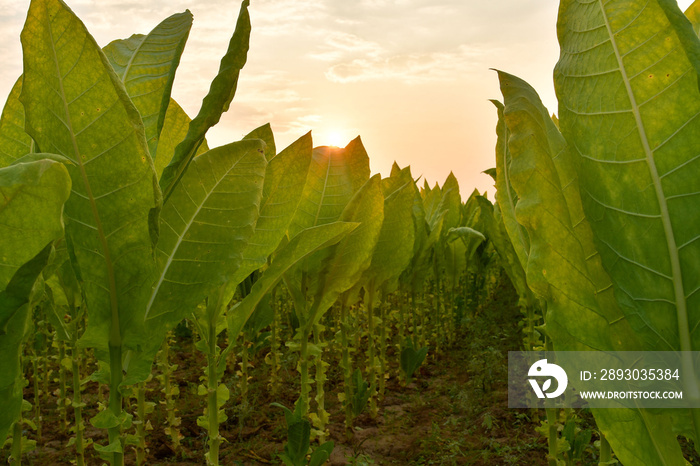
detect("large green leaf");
top-left (555, 0), bottom-right (700, 354)
top-left (154, 98), bottom-right (209, 180)
top-left (0, 159), bottom-right (70, 291)
top-left (497, 69), bottom-right (639, 352)
top-left (0, 158), bottom-right (70, 445)
top-left (227, 222), bottom-right (358, 339)
top-left (364, 172), bottom-right (415, 292)
top-left (288, 138), bottom-right (370, 237)
top-left (0, 78), bottom-right (32, 166)
top-left (20, 0), bottom-right (159, 351)
top-left (159, 0), bottom-right (251, 200)
top-left (555, 1), bottom-right (700, 459)
top-left (119, 139), bottom-right (265, 385)
top-left (225, 132), bottom-right (311, 294)
top-left (491, 99), bottom-right (529, 270)
top-left (145, 138), bottom-right (266, 322)
top-left (497, 68), bottom-right (684, 465)
top-left (475, 196), bottom-right (532, 306)
top-left (103, 11), bottom-right (193, 159)
top-left (686, 1), bottom-right (700, 35)
top-left (307, 175), bottom-right (384, 325)
top-left (438, 172), bottom-right (461, 232)
top-left (243, 122), bottom-right (276, 161)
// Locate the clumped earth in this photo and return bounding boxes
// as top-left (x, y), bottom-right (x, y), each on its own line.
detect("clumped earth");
top-left (6, 280), bottom-right (583, 465)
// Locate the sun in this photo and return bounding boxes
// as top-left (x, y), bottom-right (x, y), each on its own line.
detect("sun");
top-left (324, 130), bottom-right (346, 148)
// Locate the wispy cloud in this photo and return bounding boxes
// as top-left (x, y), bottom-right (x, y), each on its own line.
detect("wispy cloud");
top-left (325, 44), bottom-right (486, 84)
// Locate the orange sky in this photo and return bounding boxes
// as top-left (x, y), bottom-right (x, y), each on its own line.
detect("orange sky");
top-left (0, 0), bottom-right (695, 198)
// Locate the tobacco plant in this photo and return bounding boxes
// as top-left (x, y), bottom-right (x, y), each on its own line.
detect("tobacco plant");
top-left (493, 1), bottom-right (700, 463)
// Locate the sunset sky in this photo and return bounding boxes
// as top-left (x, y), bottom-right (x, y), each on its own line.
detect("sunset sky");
top-left (0, 0), bottom-right (695, 197)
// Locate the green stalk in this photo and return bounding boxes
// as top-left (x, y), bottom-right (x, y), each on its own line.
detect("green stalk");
top-left (366, 281), bottom-right (378, 418)
top-left (71, 343), bottom-right (85, 466)
top-left (295, 271), bottom-right (312, 418)
top-left (339, 299), bottom-right (354, 437)
top-left (207, 308), bottom-right (220, 466)
top-left (419, 291), bottom-right (427, 348)
top-left (240, 336), bottom-right (249, 404)
top-left (10, 420), bottom-right (22, 466)
top-left (108, 343), bottom-right (124, 466)
top-left (32, 353), bottom-right (41, 443)
top-left (313, 322), bottom-right (329, 442)
top-left (269, 288), bottom-right (280, 396)
top-left (159, 334), bottom-right (181, 452)
top-left (378, 296), bottom-right (387, 401)
top-left (410, 290), bottom-right (418, 348)
top-left (397, 292), bottom-right (406, 382)
top-left (545, 408), bottom-right (559, 466)
top-left (598, 432), bottom-right (611, 465)
top-left (432, 259), bottom-right (442, 355)
top-left (135, 383), bottom-right (147, 465)
top-left (58, 340), bottom-right (67, 432)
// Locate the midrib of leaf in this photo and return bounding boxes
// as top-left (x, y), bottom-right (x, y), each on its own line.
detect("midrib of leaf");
top-left (120, 36), bottom-right (146, 82)
top-left (47, 15), bottom-right (120, 343)
top-left (599, 1), bottom-right (690, 352)
top-left (313, 153), bottom-right (333, 226)
top-left (145, 151), bottom-right (251, 317)
top-left (500, 120), bottom-right (528, 258)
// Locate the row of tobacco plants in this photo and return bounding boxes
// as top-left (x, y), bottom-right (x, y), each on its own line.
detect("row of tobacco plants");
top-left (489, 0), bottom-right (700, 465)
top-left (0, 0), bottom-right (502, 464)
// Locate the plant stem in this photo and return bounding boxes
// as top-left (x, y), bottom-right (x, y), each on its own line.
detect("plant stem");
top-left (313, 322), bottom-right (328, 442)
top-left (545, 408), bottom-right (559, 466)
top-left (108, 343), bottom-right (124, 466)
top-left (378, 296), bottom-right (387, 401)
top-left (207, 308), bottom-right (220, 466)
top-left (72, 345), bottom-right (85, 466)
top-left (339, 299), bottom-right (354, 437)
top-left (366, 281), bottom-right (378, 418)
top-left (269, 288), bottom-right (279, 396)
top-left (159, 334), bottom-right (180, 452)
top-left (32, 353), bottom-right (41, 443)
top-left (240, 336), bottom-right (249, 404)
top-left (10, 420), bottom-right (22, 466)
top-left (299, 325), bottom-right (310, 417)
top-left (58, 340), bottom-right (67, 432)
top-left (598, 432), bottom-right (611, 465)
top-left (135, 382), bottom-right (147, 465)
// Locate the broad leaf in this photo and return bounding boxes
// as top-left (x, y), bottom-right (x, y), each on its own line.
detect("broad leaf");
top-left (154, 98), bottom-right (209, 180)
top-left (0, 78), bottom-right (32, 166)
top-left (288, 138), bottom-right (370, 237)
top-left (491, 99), bottom-right (529, 270)
top-left (159, 0), bottom-right (251, 200)
top-left (555, 0), bottom-right (700, 353)
top-left (145, 138), bottom-right (266, 322)
top-left (497, 67), bottom-right (680, 465)
top-left (0, 159), bottom-right (70, 292)
top-left (227, 131), bottom-right (312, 289)
top-left (476, 196), bottom-right (532, 306)
top-left (307, 175), bottom-right (384, 325)
top-left (0, 158), bottom-right (70, 445)
top-left (228, 222), bottom-right (358, 339)
top-left (103, 11), bottom-right (192, 159)
top-left (243, 122), bottom-right (276, 160)
top-left (364, 173), bottom-right (415, 292)
top-left (20, 0), bottom-right (160, 353)
top-left (555, 0), bottom-right (700, 459)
